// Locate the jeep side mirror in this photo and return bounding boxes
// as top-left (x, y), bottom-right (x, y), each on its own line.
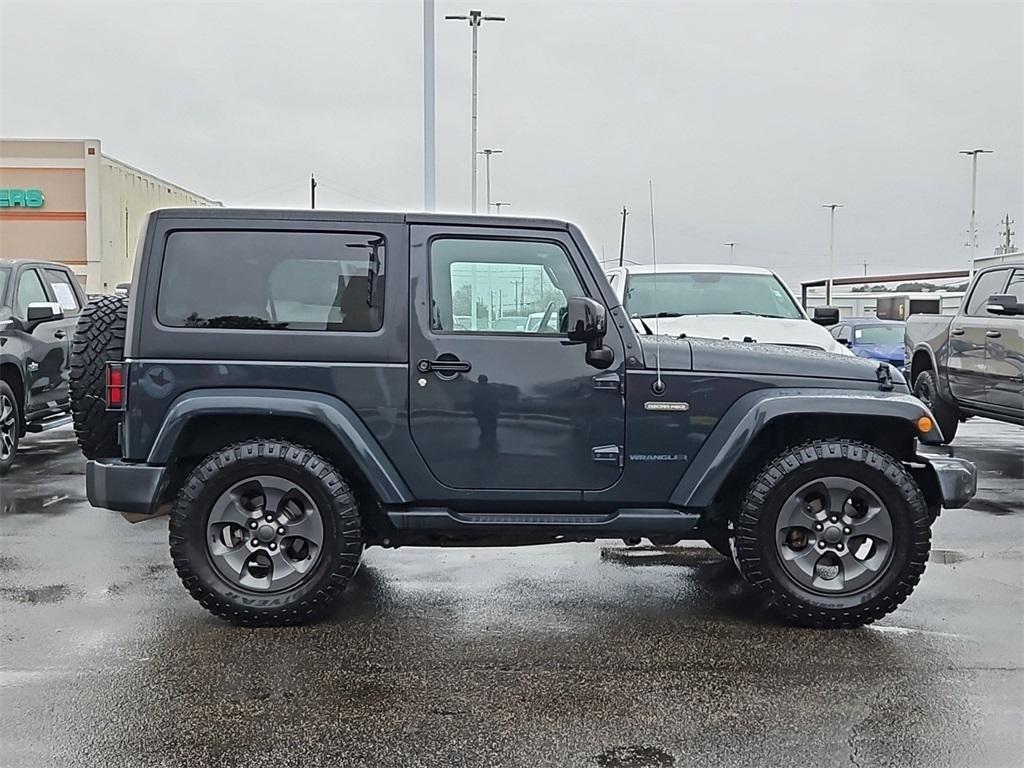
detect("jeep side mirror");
top-left (26, 302), bottom-right (63, 329)
top-left (566, 296), bottom-right (614, 370)
top-left (985, 294), bottom-right (1024, 316)
top-left (812, 306), bottom-right (840, 326)
top-left (837, 337), bottom-right (850, 346)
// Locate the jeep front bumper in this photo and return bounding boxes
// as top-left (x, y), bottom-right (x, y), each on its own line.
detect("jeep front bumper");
top-left (87, 459), bottom-right (164, 519)
top-left (928, 456), bottom-right (977, 509)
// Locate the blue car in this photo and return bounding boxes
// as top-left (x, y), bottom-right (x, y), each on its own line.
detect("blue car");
top-left (829, 318), bottom-right (906, 366)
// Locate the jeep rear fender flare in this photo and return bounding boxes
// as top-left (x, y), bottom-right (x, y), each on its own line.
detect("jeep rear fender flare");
top-left (147, 388), bottom-right (413, 504)
top-left (670, 388), bottom-right (937, 509)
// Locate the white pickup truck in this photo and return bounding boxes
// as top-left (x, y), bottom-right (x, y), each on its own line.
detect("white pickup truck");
top-left (605, 263), bottom-right (851, 355)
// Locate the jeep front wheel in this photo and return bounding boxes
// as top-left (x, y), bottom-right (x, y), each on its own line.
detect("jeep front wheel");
top-left (169, 440), bottom-right (363, 626)
top-left (734, 439), bottom-right (931, 628)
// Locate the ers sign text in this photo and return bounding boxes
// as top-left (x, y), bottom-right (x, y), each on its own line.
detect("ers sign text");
top-left (0, 189), bottom-right (45, 208)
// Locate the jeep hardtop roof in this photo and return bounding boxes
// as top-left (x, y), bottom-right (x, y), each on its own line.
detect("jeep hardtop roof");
top-left (148, 207), bottom-right (575, 232)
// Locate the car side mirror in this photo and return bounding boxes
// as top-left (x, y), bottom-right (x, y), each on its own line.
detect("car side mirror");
top-left (985, 294), bottom-right (1024, 316)
top-left (566, 296), bottom-right (614, 369)
top-left (812, 306), bottom-right (840, 326)
top-left (26, 302), bottom-right (63, 329)
top-left (837, 337), bottom-right (850, 346)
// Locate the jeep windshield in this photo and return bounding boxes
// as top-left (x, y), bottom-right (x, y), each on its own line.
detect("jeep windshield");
top-left (0, 267), bottom-right (9, 303)
top-left (625, 272), bottom-right (804, 320)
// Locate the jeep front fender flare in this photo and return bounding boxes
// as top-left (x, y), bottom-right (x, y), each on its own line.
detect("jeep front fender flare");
top-left (669, 388), bottom-right (939, 509)
top-left (147, 388), bottom-right (414, 504)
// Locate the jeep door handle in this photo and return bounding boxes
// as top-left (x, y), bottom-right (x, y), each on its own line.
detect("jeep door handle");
top-left (417, 358), bottom-right (472, 374)
top-left (54, 330), bottom-right (66, 339)
top-left (951, 328), bottom-right (965, 336)
top-left (986, 330), bottom-right (1002, 338)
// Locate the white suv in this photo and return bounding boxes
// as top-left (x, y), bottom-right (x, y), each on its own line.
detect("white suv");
top-left (605, 263), bottom-right (851, 355)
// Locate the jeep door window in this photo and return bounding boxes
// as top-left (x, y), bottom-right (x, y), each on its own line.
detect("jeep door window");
top-left (157, 230), bottom-right (385, 331)
top-left (14, 268), bottom-right (48, 319)
top-left (43, 269), bottom-right (81, 315)
top-left (624, 272), bottom-right (803, 320)
top-left (429, 238), bottom-right (584, 334)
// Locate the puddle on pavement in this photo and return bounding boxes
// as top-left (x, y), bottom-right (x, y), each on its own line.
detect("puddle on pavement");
top-left (966, 498), bottom-right (1022, 516)
top-left (930, 549), bottom-right (972, 565)
top-left (600, 545), bottom-right (724, 567)
top-left (595, 745), bottom-right (676, 767)
top-left (0, 584), bottom-right (77, 604)
top-left (0, 493), bottom-right (80, 516)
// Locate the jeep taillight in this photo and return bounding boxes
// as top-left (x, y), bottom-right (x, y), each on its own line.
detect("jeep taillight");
top-left (105, 363), bottom-right (125, 410)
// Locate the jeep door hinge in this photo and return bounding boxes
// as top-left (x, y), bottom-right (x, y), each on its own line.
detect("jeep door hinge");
top-left (592, 444), bottom-right (623, 467)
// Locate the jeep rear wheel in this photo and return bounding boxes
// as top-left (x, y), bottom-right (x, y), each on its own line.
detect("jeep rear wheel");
top-left (70, 294), bottom-right (128, 459)
top-left (169, 439), bottom-right (363, 626)
top-left (912, 369), bottom-right (959, 443)
top-left (735, 439), bottom-right (931, 628)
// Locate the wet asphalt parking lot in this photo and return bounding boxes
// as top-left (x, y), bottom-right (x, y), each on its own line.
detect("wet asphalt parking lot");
top-left (0, 420), bottom-right (1021, 768)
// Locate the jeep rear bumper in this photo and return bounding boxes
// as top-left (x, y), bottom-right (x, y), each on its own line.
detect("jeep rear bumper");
top-left (87, 459), bottom-right (164, 518)
top-left (928, 456), bottom-right (977, 509)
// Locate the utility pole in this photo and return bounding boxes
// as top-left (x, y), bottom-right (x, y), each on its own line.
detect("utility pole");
top-left (477, 148), bottom-right (502, 212)
top-left (446, 9), bottom-right (506, 213)
top-left (822, 203), bottom-right (843, 304)
top-left (310, 173), bottom-right (317, 210)
top-left (618, 206), bottom-right (628, 267)
top-left (423, 0), bottom-right (436, 211)
top-left (493, 201), bottom-right (510, 214)
top-left (724, 241), bottom-right (736, 264)
top-left (996, 214), bottom-right (1015, 254)
top-left (960, 149), bottom-right (993, 270)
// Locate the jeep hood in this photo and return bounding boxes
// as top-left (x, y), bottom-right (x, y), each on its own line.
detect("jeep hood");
top-left (639, 336), bottom-right (901, 384)
top-left (631, 314), bottom-right (851, 355)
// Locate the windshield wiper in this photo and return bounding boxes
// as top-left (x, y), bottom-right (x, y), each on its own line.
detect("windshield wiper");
top-left (731, 311), bottom-right (788, 319)
top-left (630, 314), bottom-right (655, 334)
top-left (635, 311), bottom-right (685, 318)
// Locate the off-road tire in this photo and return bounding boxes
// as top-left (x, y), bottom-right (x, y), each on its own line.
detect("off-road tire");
top-left (169, 439), bottom-right (363, 626)
top-left (734, 439), bottom-right (931, 628)
top-left (913, 369), bottom-right (959, 444)
top-left (70, 295), bottom-right (128, 459)
top-left (0, 380), bottom-right (19, 476)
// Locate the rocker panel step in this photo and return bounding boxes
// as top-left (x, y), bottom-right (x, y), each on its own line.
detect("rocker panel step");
top-left (386, 507), bottom-right (701, 536)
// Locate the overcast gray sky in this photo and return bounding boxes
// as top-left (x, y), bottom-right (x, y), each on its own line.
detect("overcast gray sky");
top-left (2, 0), bottom-right (1021, 286)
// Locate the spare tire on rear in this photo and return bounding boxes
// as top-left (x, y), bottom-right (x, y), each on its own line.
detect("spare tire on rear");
top-left (70, 295), bottom-right (128, 460)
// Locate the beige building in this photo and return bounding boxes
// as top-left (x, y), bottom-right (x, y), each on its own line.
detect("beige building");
top-left (0, 138), bottom-right (220, 292)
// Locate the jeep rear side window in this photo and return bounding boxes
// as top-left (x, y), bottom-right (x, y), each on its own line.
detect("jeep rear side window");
top-left (157, 231), bottom-right (385, 332)
top-left (428, 238), bottom-right (584, 334)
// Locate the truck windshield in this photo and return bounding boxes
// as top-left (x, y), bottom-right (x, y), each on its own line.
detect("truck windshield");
top-left (625, 272), bottom-right (803, 319)
top-left (854, 325), bottom-right (904, 344)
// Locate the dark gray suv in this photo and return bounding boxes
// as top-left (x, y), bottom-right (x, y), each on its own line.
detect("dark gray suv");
top-left (75, 208), bottom-right (976, 628)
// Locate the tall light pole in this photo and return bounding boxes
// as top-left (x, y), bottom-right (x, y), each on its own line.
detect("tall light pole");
top-left (822, 203), bottom-right (843, 304)
top-left (423, 0), bottom-right (436, 211)
top-left (724, 241), bottom-right (736, 264)
top-left (477, 148), bottom-right (502, 212)
top-left (960, 149), bottom-right (993, 270)
top-left (493, 201), bottom-right (511, 214)
top-left (446, 9), bottom-right (505, 213)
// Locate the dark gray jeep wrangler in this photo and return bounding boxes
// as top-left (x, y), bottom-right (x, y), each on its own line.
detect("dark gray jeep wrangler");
top-left (76, 208), bottom-right (976, 628)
